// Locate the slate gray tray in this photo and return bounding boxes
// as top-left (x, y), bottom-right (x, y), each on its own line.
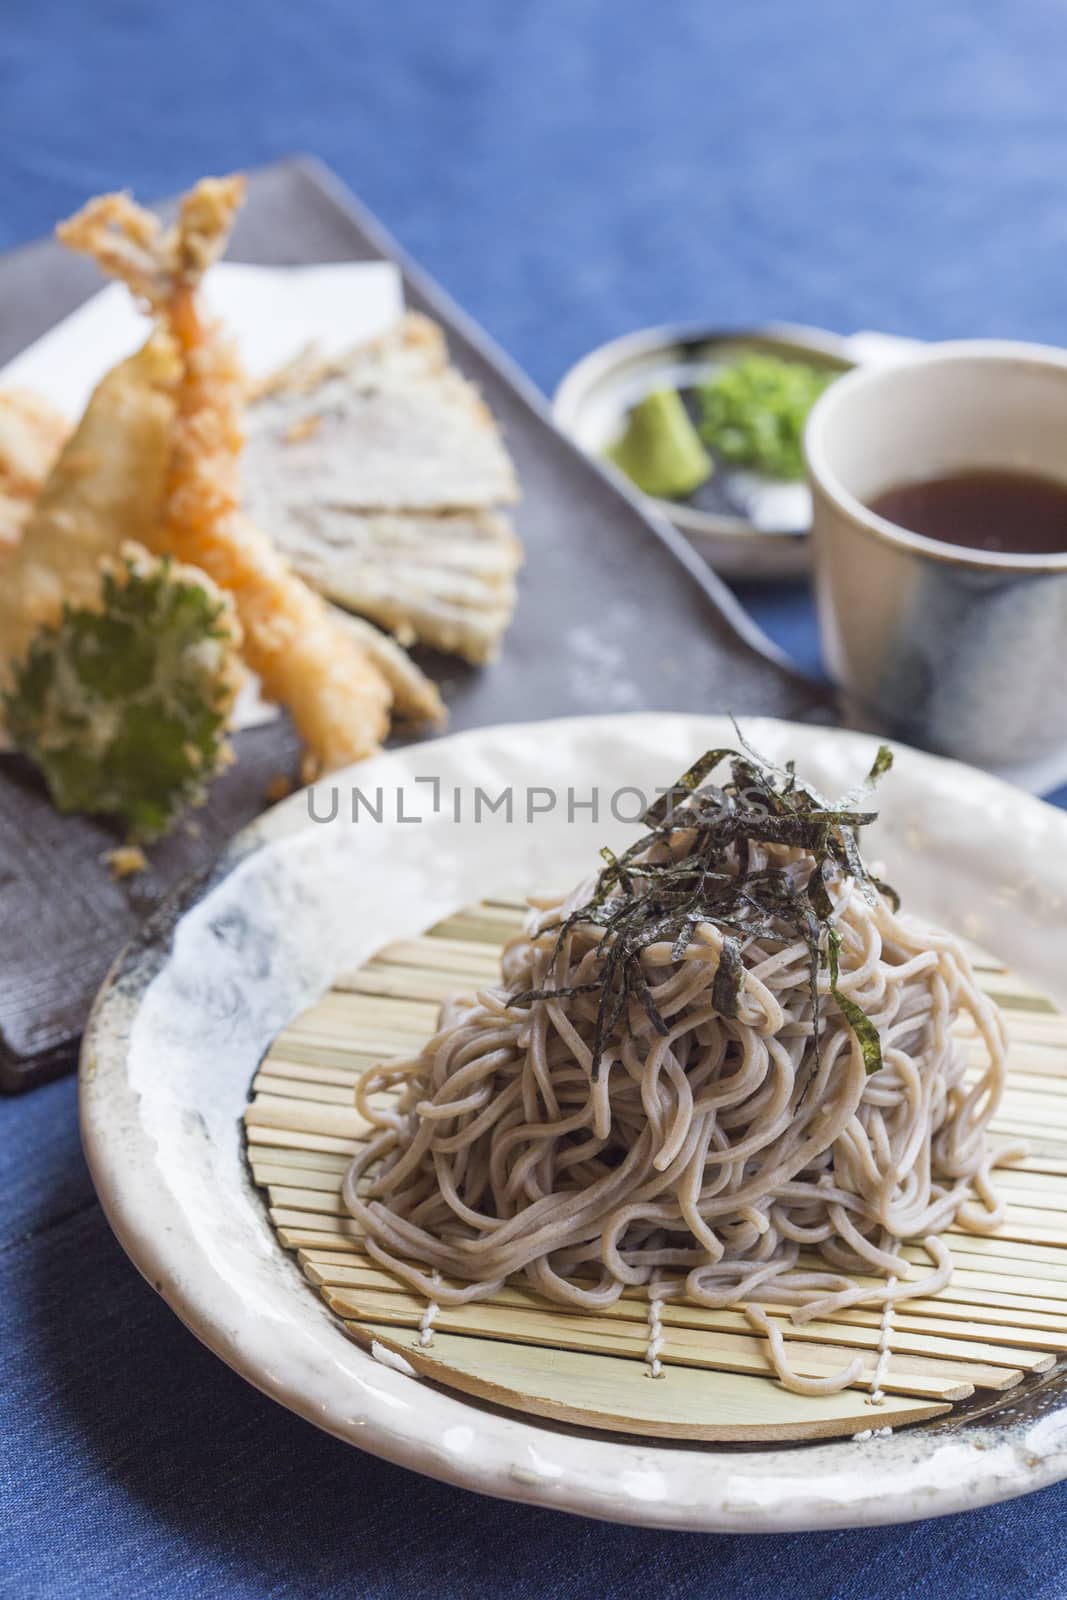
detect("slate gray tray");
top-left (0, 156), bottom-right (832, 1092)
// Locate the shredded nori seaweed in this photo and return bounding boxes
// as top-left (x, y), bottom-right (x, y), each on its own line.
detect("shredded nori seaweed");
top-left (711, 935), bottom-right (744, 1019)
top-left (510, 727), bottom-right (896, 1081)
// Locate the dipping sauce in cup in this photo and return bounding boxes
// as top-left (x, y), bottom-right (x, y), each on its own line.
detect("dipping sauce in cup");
top-left (868, 469), bottom-right (1067, 557)
top-left (804, 341), bottom-right (1067, 782)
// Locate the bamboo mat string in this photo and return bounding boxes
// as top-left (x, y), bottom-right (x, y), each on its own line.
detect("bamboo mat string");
top-left (419, 1271), bottom-right (441, 1348)
top-left (868, 1273), bottom-right (898, 1408)
top-left (645, 1289), bottom-right (666, 1379)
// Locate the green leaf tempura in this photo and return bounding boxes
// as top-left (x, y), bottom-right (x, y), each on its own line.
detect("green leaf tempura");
top-left (4, 546), bottom-right (243, 839)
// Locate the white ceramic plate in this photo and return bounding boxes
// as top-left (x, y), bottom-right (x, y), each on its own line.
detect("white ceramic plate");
top-left (81, 713), bottom-right (1067, 1532)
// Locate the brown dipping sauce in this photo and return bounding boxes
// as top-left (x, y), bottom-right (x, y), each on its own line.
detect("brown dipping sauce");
top-left (867, 469), bottom-right (1067, 556)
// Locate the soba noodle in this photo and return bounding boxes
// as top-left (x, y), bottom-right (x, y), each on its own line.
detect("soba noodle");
top-left (343, 749), bottom-right (1015, 1396)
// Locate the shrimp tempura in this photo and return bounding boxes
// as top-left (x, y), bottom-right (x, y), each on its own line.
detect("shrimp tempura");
top-left (58, 178), bottom-right (393, 778)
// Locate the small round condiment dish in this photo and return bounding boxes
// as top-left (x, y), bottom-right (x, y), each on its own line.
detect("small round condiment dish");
top-left (554, 323), bottom-right (854, 580)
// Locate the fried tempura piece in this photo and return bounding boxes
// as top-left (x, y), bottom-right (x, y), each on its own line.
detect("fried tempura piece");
top-left (57, 176), bottom-right (245, 317)
top-left (106, 845), bottom-right (149, 879)
top-left (0, 336), bottom-right (178, 688)
top-left (5, 541), bottom-right (243, 838)
top-left (59, 179), bottom-right (397, 778)
top-left (243, 316), bottom-right (522, 663)
top-left (333, 609), bottom-right (446, 726)
top-left (0, 179), bottom-right (216, 634)
top-left (0, 389), bottom-right (71, 551)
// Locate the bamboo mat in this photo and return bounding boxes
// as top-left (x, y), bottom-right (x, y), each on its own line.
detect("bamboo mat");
top-left (245, 900), bottom-right (1067, 1444)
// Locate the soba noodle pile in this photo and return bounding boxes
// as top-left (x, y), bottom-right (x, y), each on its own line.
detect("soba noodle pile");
top-left (344, 742), bottom-right (1014, 1395)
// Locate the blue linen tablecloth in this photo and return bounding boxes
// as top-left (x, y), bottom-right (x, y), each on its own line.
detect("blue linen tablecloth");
top-left (3, 3), bottom-right (1067, 1594)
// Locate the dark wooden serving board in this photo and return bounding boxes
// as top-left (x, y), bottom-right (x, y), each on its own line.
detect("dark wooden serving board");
top-left (0, 157), bottom-right (832, 1091)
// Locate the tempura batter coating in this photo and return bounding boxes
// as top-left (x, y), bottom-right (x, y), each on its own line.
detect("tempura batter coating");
top-left (0, 337), bottom-right (178, 689)
top-left (56, 178), bottom-right (397, 776)
top-left (0, 389), bottom-right (71, 551)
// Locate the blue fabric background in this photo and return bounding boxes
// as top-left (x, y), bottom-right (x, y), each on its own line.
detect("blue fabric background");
top-left (3, 2), bottom-right (1067, 1594)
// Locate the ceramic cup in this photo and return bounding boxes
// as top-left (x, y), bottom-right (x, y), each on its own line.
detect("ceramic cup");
top-left (805, 341), bottom-right (1067, 784)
